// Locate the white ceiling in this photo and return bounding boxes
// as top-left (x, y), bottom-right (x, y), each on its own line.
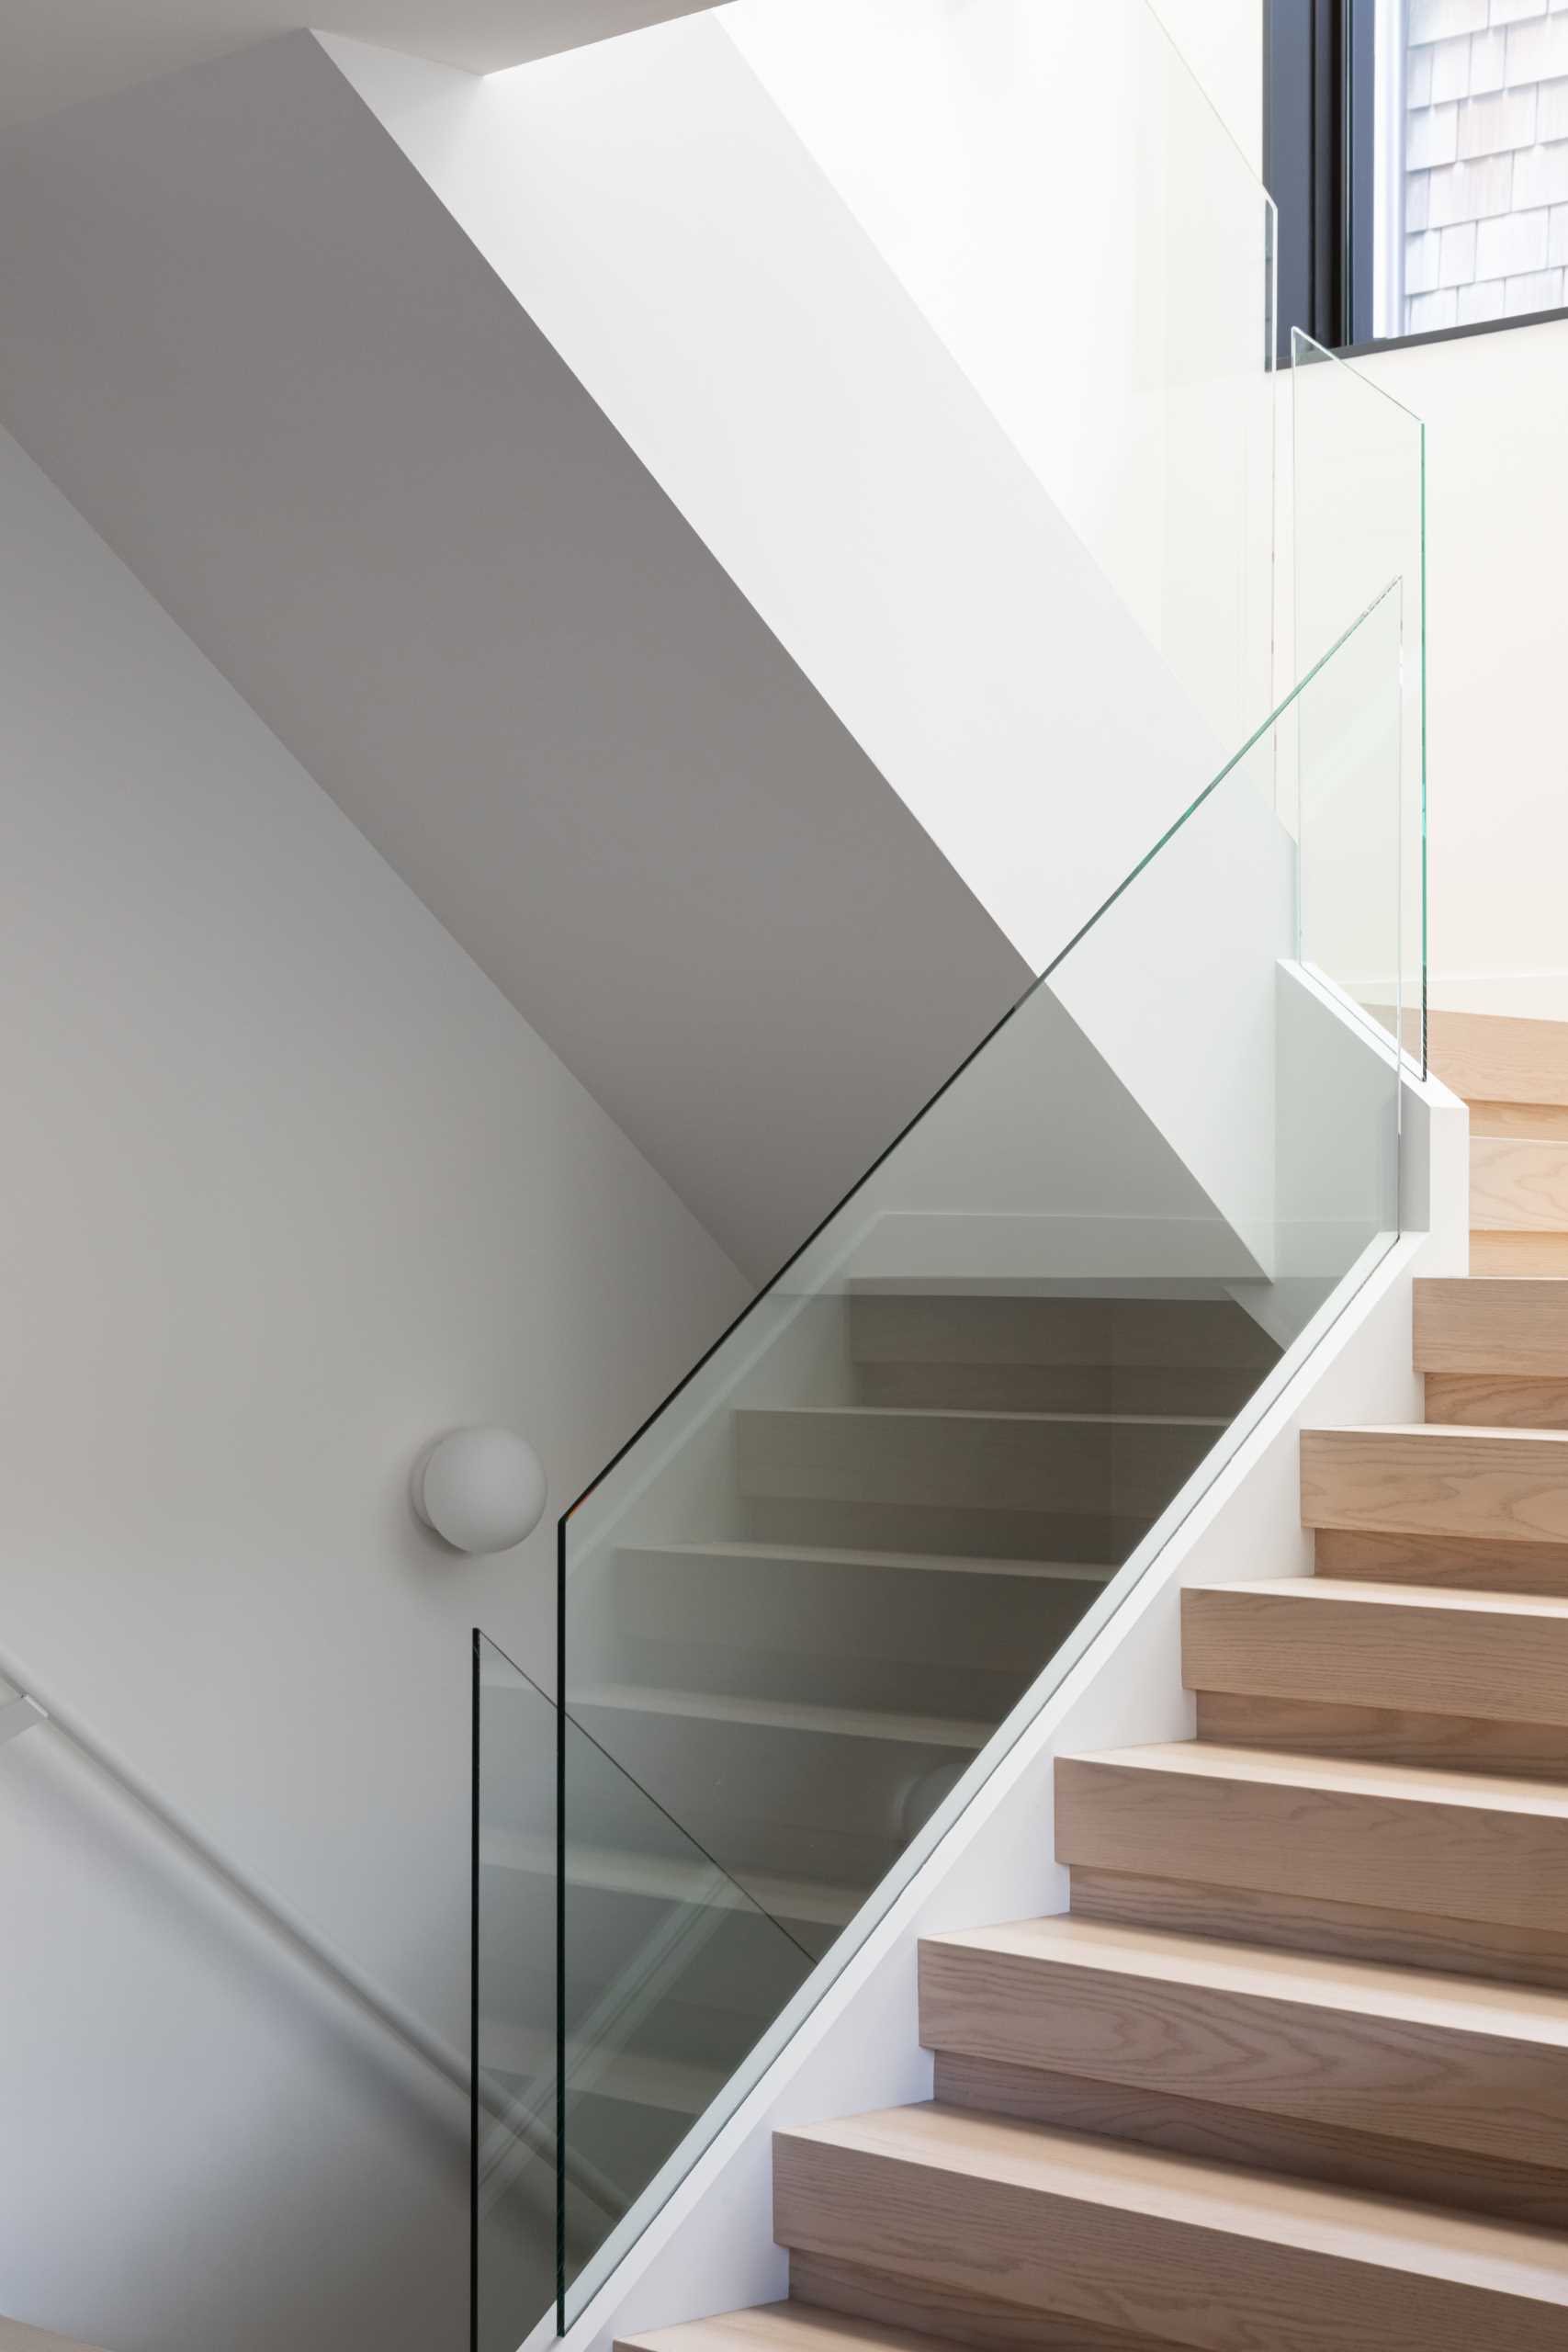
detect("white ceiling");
top-left (0, 0), bottom-right (714, 130)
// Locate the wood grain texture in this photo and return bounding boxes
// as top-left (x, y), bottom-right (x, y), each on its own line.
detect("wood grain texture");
top-left (1472, 1135), bottom-right (1568, 1233)
top-left (919, 1915), bottom-right (1568, 2168)
top-left (931, 2053), bottom-right (1568, 2232)
top-left (1313, 1525), bottom-right (1568, 1592)
top-left (790, 2255), bottom-right (1188, 2352)
top-left (1427, 1009), bottom-right (1568, 1109)
top-left (1196, 1690), bottom-right (1568, 1780)
top-left (1056, 1745), bottom-right (1568, 1934)
top-left (1181, 1577), bottom-right (1568, 1724)
top-left (1471, 1229), bottom-right (1568, 1275)
top-left (773, 2103), bottom-right (1568, 2352)
top-left (1301, 1424), bottom-right (1568, 1544)
top-left (617, 2301), bottom-right (976, 2352)
top-left (1416, 1278), bottom-right (1568, 1376)
top-left (1070, 1868), bottom-right (1568, 1993)
top-left (1425, 1374), bottom-right (1568, 1428)
top-left (1471, 1100), bottom-right (1568, 1140)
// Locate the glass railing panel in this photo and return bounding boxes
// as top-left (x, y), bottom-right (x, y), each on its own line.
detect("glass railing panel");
top-left (1291, 329), bottom-right (1426, 1069)
top-left (550, 591), bottom-right (1404, 2331)
top-left (473, 1633), bottom-right (558, 2352)
top-left (472, 1633), bottom-right (815, 2344)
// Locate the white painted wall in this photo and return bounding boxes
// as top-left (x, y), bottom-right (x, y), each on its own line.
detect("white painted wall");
top-left (0, 426), bottom-right (747, 2352)
top-left (329, 19), bottom-right (1232, 980)
top-left (1353, 316), bottom-right (1568, 1023)
top-left (0, 29), bottom-right (1030, 1286)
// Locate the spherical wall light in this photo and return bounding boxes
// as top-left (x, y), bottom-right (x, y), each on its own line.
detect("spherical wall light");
top-left (411, 1427), bottom-right (547, 1555)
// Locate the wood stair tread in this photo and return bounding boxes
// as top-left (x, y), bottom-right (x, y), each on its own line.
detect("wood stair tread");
top-left (775, 2102), bottom-right (1568, 2297)
top-left (1188, 1576), bottom-right (1568, 1619)
top-left (920, 1913), bottom-right (1568, 2041)
top-left (618, 2301), bottom-right (973, 2352)
top-left (1062, 1739), bottom-right (1568, 1815)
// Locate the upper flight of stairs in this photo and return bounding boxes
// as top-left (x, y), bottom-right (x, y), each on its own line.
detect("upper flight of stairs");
top-left (620, 1015), bottom-right (1568, 2352)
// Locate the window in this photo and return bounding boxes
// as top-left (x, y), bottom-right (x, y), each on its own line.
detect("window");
top-left (1266, 0), bottom-right (1568, 353)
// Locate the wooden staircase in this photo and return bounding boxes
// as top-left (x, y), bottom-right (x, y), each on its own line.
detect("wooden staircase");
top-left (618, 1014), bottom-right (1568, 2352)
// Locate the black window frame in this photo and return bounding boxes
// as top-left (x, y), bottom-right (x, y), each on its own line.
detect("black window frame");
top-left (1264, 0), bottom-right (1568, 362)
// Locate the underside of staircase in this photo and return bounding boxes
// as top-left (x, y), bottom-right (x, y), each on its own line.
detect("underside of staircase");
top-left (615, 1013), bottom-right (1568, 2352)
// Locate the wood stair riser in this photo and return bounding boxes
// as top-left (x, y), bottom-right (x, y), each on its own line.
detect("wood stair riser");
top-left (1426, 1010), bottom-right (1568, 1109)
top-left (1471, 1135), bottom-right (1568, 1234)
top-left (1313, 1526), bottom-right (1568, 1594)
top-left (1470, 1230), bottom-right (1568, 1275)
top-left (788, 2257), bottom-right (1186, 2352)
top-left (1195, 1690), bottom-right (1568, 1779)
top-left (1181, 1582), bottom-right (1568, 1728)
top-left (1415, 1277), bottom-right (1568, 1377)
top-left (1424, 1374), bottom-right (1568, 1428)
top-left (1070, 1867), bottom-right (1568, 1996)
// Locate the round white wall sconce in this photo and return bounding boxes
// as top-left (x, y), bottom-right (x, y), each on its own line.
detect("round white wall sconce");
top-left (411, 1428), bottom-right (547, 1555)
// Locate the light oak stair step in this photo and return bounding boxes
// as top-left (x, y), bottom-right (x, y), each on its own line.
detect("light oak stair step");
top-left (626, 2285), bottom-right (1184, 2352)
top-left (1181, 1577), bottom-right (1568, 1726)
top-left (919, 1914), bottom-right (1568, 2168)
top-left (1427, 1009), bottom-right (1568, 1110)
top-left (617, 2301), bottom-right (1099, 2352)
top-left (1472, 1134), bottom-right (1568, 1233)
top-left (1415, 1278), bottom-right (1568, 1377)
top-left (1055, 1743), bottom-right (1568, 1935)
top-left (1301, 1423), bottom-right (1568, 1546)
top-left (1415, 1276), bottom-right (1568, 1424)
top-left (772, 2102), bottom-right (1568, 2352)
